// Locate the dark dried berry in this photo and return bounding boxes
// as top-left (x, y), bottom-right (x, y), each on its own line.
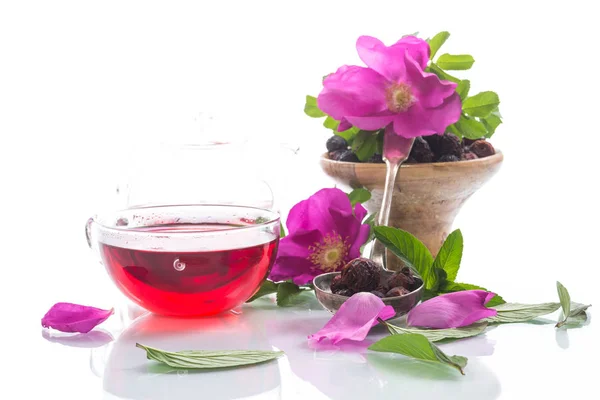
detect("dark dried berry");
top-left (387, 271), bottom-right (415, 290)
top-left (462, 152), bottom-right (478, 161)
top-left (370, 290), bottom-right (385, 298)
top-left (401, 266), bottom-right (413, 276)
top-left (405, 157), bottom-right (418, 164)
top-left (330, 274), bottom-right (346, 293)
top-left (409, 136), bottom-right (434, 163)
top-left (368, 153), bottom-right (384, 163)
top-left (462, 137), bottom-right (480, 146)
top-left (437, 133), bottom-right (463, 158)
top-left (437, 154), bottom-right (460, 163)
top-left (336, 150), bottom-right (359, 162)
top-left (385, 287), bottom-right (410, 297)
top-left (334, 288), bottom-right (355, 297)
top-left (326, 135), bottom-right (348, 152)
top-left (469, 140), bottom-right (495, 158)
top-left (340, 257), bottom-right (381, 292)
top-left (424, 134), bottom-right (443, 155)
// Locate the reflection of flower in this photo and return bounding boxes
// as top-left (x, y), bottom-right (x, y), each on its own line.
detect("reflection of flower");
top-left (269, 188), bottom-right (370, 285)
top-left (317, 35), bottom-right (461, 138)
top-left (407, 290), bottom-right (497, 328)
top-left (308, 292), bottom-right (395, 344)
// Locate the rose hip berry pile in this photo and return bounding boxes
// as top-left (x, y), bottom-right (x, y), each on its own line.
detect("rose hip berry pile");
top-left (326, 133), bottom-right (495, 163)
top-left (330, 257), bottom-right (422, 298)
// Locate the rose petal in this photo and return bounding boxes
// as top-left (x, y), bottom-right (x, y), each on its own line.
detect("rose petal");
top-left (407, 290), bottom-right (498, 329)
top-left (42, 302), bottom-right (114, 333)
top-left (308, 292), bottom-right (395, 344)
top-left (356, 35), bottom-right (429, 82)
top-left (404, 52), bottom-right (457, 108)
top-left (391, 91), bottom-right (461, 138)
top-left (317, 65), bottom-right (388, 121)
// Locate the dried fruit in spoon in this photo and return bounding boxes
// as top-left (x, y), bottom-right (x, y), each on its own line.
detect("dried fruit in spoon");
top-left (340, 258), bottom-right (380, 292)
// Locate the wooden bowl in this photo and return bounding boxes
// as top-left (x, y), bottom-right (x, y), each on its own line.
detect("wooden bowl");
top-left (313, 270), bottom-right (423, 317)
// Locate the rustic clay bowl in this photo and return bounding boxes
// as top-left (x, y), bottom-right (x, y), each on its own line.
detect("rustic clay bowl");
top-left (320, 151), bottom-right (503, 269)
top-left (313, 270), bottom-right (423, 317)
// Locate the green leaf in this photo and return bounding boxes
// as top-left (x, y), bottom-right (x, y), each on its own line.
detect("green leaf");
top-left (352, 130), bottom-right (378, 161)
top-left (432, 229), bottom-right (463, 282)
top-left (383, 320), bottom-right (488, 342)
top-left (323, 116), bottom-right (339, 130)
top-left (373, 226), bottom-right (435, 288)
top-left (276, 282), bottom-right (306, 306)
top-left (456, 80), bottom-right (470, 100)
top-left (482, 113), bottom-right (502, 138)
top-left (455, 115), bottom-right (487, 139)
top-left (360, 212), bottom-right (378, 253)
top-left (440, 281), bottom-right (505, 306)
top-left (375, 129), bottom-right (384, 154)
top-left (246, 280), bottom-right (279, 302)
top-left (136, 343), bottom-right (284, 369)
top-left (369, 333), bottom-right (467, 375)
top-left (487, 302), bottom-right (561, 323)
top-left (347, 188), bottom-right (371, 206)
top-left (336, 126), bottom-right (360, 144)
top-left (304, 95), bottom-right (325, 118)
top-left (426, 63), bottom-right (460, 83)
top-left (462, 91), bottom-right (500, 118)
top-left (280, 222), bottom-right (286, 238)
top-left (447, 123), bottom-right (463, 139)
top-left (555, 281), bottom-right (571, 328)
top-left (427, 31), bottom-right (450, 60)
top-left (437, 54), bottom-right (475, 70)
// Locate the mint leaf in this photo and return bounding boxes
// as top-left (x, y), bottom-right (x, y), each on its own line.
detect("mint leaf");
top-left (373, 226), bottom-right (435, 288)
top-left (304, 95), bottom-right (325, 118)
top-left (247, 280), bottom-right (279, 302)
top-left (426, 63), bottom-right (460, 83)
top-left (427, 31), bottom-right (450, 60)
top-left (482, 113), bottom-right (502, 138)
top-left (555, 281), bottom-right (571, 328)
top-left (437, 54), bottom-right (474, 70)
top-left (369, 333), bottom-right (467, 375)
top-left (382, 320), bottom-right (488, 342)
top-left (456, 80), bottom-right (470, 100)
top-left (276, 282), bottom-right (307, 306)
top-left (462, 91), bottom-right (500, 118)
top-left (323, 116), bottom-right (339, 130)
top-left (487, 302), bottom-right (561, 323)
top-left (440, 281), bottom-right (505, 306)
top-left (352, 130), bottom-right (378, 161)
top-left (455, 115), bottom-right (487, 139)
top-left (347, 188), bottom-right (371, 206)
top-left (432, 229), bottom-right (463, 282)
top-left (280, 222), bottom-right (286, 238)
top-left (136, 343), bottom-right (284, 369)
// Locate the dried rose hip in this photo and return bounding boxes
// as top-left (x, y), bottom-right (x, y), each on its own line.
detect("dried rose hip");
top-left (370, 290), bottom-right (385, 298)
top-left (385, 287), bottom-right (410, 297)
top-left (387, 271), bottom-right (415, 290)
top-left (330, 274), bottom-right (346, 293)
top-left (437, 154), bottom-right (460, 162)
top-left (368, 153), bottom-right (384, 163)
top-left (409, 136), bottom-right (434, 163)
top-left (340, 257), bottom-right (381, 292)
top-left (326, 135), bottom-right (348, 152)
top-left (462, 152), bottom-right (478, 160)
top-left (469, 140), bottom-right (495, 158)
top-left (438, 133), bottom-right (463, 158)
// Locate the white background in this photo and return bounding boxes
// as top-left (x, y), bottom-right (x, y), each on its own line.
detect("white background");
top-left (1, 1), bottom-right (599, 399)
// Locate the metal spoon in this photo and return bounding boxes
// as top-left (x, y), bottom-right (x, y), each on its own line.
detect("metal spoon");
top-left (369, 129), bottom-right (415, 269)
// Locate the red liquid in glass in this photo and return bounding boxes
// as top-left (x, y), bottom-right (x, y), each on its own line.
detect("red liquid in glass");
top-left (99, 223), bottom-right (278, 316)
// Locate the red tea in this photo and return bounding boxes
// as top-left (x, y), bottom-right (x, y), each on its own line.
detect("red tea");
top-left (98, 223), bottom-right (278, 316)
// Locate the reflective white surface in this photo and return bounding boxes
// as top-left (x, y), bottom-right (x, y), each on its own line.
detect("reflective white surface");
top-left (31, 291), bottom-right (597, 400)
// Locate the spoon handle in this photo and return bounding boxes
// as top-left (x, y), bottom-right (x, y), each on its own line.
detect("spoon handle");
top-left (369, 130), bottom-right (415, 269)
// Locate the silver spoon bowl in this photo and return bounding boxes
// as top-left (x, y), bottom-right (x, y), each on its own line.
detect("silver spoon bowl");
top-left (313, 270), bottom-right (423, 317)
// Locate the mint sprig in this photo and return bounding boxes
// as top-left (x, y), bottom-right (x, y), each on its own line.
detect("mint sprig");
top-left (373, 226), bottom-right (505, 304)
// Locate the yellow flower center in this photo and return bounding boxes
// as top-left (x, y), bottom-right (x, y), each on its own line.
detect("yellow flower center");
top-left (308, 232), bottom-right (350, 272)
top-left (386, 82), bottom-right (416, 113)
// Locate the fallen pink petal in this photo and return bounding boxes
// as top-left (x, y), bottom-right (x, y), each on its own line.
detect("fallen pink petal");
top-left (407, 290), bottom-right (497, 329)
top-left (308, 292), bottom-right (395, 344)
top-left (41, 302), bottom-right (114, 333)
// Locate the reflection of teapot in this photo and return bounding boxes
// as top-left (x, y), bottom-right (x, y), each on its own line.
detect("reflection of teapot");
top-left (98, 309), bottom-right (282, 400)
